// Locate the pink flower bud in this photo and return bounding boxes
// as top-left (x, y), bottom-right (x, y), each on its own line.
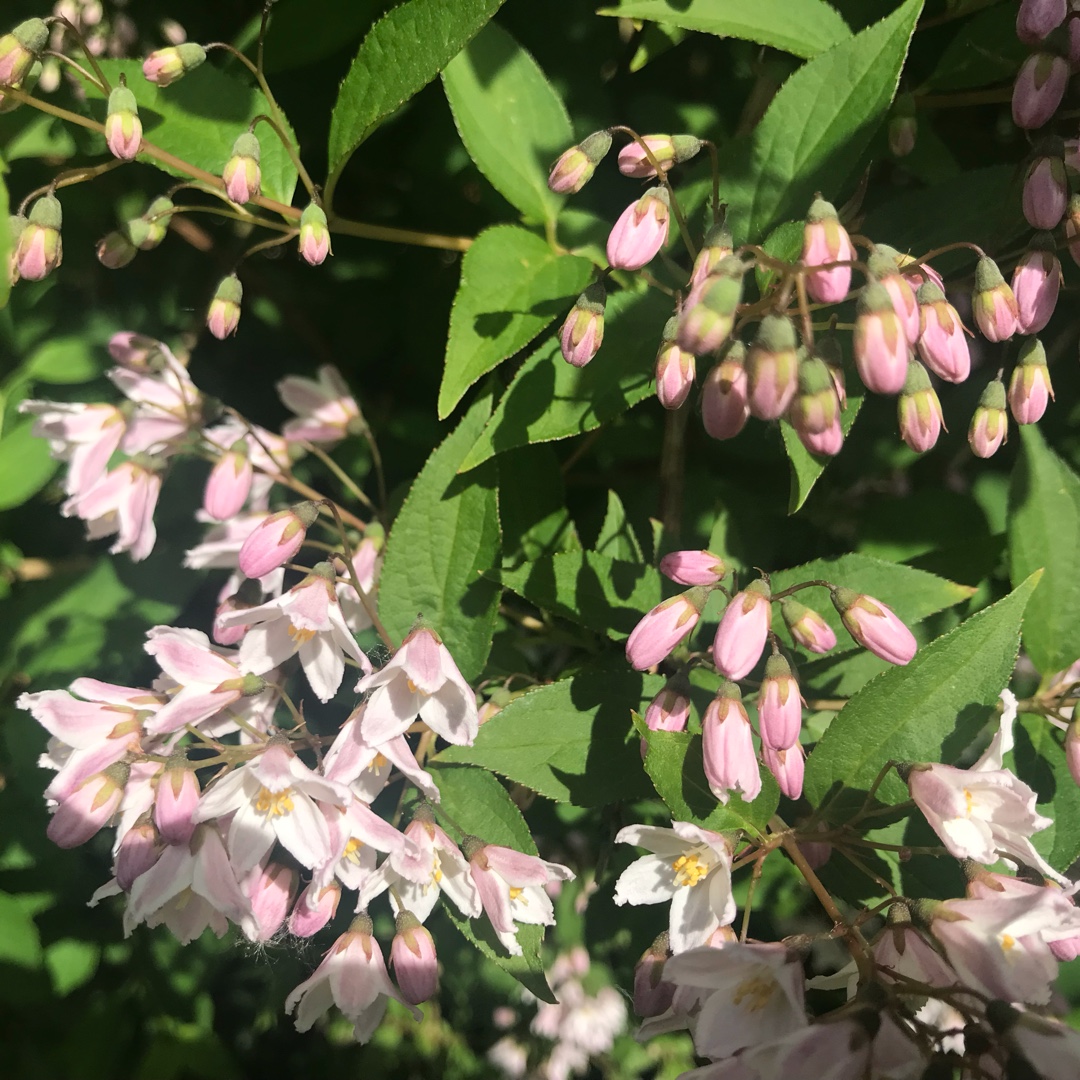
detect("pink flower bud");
top-left (746, 315), bottom-right (799, 420)
top-left (1066, 718), bottom-right (1080, 787)
top-left (655, 321), bottom-right (696, 409)
top-left (831, 588), bottom-right (917, 665)
top-left (689, 220), bottom-right (734, 289)
top-left (854, 282), bottom-right (909, 394)
top-left (607, 186), bottom-right (670, 271)
top-left (1012, 50), bottom-right (1069, 129)
top-left (868, 246), bottom-right (921, 344)
top-left (798, 416), bottom-right (843, 456)
top-left (972, 257), bottom-right (1019, 342)
top-left (788, 353), bottom-right (842, 439)
top-left (547, 130), bottom-right (611, 194)
top-left (644, 676), bottom-right (692, 733)
top-left (560, 281), bottom-right (606, 367)
top-left (712, 579), bottom-right (772, 680)
top-left (223, 132), bottom-right (261, 204)
top-left (618, 133), bottom-right (702, 178)
top-left (781, 598), bottom-right (836, 654)
top-left (625, 587), bottom-right (709, 671)
top-left (762, 740), bottom-right (804, 800)
top-left (142, 43), bottom-right (206, 87)
top-left (15, 194), bottom-right (62, 282)
top-left (109, 332), bottom-right (167, 370)
top-left (237, 501), bottom-right (319, 578)
top-left (0, 19), bottom-right (48, 87)
top-left (104, 84), bottom-right (142, 161)
top-left (916, 282), bottom-right (971, 382)
top-left (47, 761), bottom-right (128, 848)
top-left (115, 819), bottom-right (161, 891)
top-left (757, 654), bottom-right (802, 750)
top-left (802, 196), bottom-right (854, 304)
top-left (660, 549), bottom-right (725, 587)
top-left (701, 345), bottom-right (749, 440)
top-left (153, 761), bottom-right (200, 845)
top-left (96, 230), bottom-right (138, 270)
top-left (203, 441), bottom-right (254, 520)
top-left (391, 912), bottom-right (439, 1004)
top-left (207, 274), bottom-right (243, 339)
top-left (897, 361), bottom-right (945, 454)
top-left (298, 202), bottom-right (331, 266)
top-left (677, 258), bottom-right (744, 355)
top-left (1008, 337), bottom-right (1054, 424)
top-left (1012, 239), bottom-right (1061, 334)
top-left (289, 882), bottom-right (341, 937)
top-left (633, 935), bottom-right (674, 1017)
top-left (1017, 0), bottom-right (1067, 43)
top-left (969, 378), bottom-right (1009, 458)
top-left (702, 682), bottom-right (761, 804)
top-left (1023, 154), bottom-right (1068, 229)
top-left (246, 862), bottom-right (296, 942)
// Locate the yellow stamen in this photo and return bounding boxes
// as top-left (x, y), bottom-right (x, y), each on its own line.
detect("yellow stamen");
top-left (672, 853), bottom-right (709, 887)
top-left (288, 624), bottom-right (317, 646)
top-left (255, 786), bottom-right (294, 817)
top-left (343, 837), bottom-right (364, 864)
top-left (1001, 934), bottom-right (1016, 953)
top-left (963, 789), bottom-right (974, 816)
top-left (509, 886), bottom-right (524, 901)
top-left (369, 752), bottom-right (389, 771)
top-left (732, 974), bottom-right (777, 1012)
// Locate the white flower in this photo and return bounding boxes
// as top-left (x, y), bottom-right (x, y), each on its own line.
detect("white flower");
top-left (613, 821), bottom-right (735, 954)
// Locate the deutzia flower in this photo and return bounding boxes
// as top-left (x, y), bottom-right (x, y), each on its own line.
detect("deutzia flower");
top-left (62, 458), bottom-right (163, 562)
top-left (613, 821), bottom-right (735, 954)
top-left (277, 364), bottom-right (361, 444)
top-left (18, 399), bottom-right (127, 497)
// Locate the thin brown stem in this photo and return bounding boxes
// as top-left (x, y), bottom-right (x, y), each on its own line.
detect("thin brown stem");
top-left (324, 502), bottom-right (395, 651)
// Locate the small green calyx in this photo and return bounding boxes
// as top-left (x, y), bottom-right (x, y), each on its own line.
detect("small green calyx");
top-left (763, 653), bottom-right (792, 680)
top-left (349, 911), bottom-right (374, 937)
top-left (13, 18), bottom-right (49, 54)
top-left (1017, 337), bottom-right (1047, 368)
top-left (806, 195), bottom-right (839, 224)
top-left (977, 378), bottom-right (1007, 410)
top-left (974, 256), bottom-right (1005, 292)
top-left (857, 281), bottom-right (895, 315)
top-left (901, 360), bottom-right (933, 396)
top-left (232, 132), bottom-right (261, 161)
top-left (28, 194), bottom-right (62, 229)
top-left (176, 43), bottom-right (207, 72)
top-left (300, 202), bottom-right (328, 229)
top-left (578, 129), bottom-right (613, 164)
top-left (718, 679), bottom-right (743, 701)
top-left (746, 578), bottom-right (772, 601)
top-left (290, 499), bottom-right (321, 529)
top-left (214, 273), bottom-right (243, 304)
top-left (915, 280), bottom-right (946, 305)
top-left (797, 355), bottom-right (835, 395)
top-left (755, 314), bottom-right (797, 352)
top-left (108, 85), bottom-right (138, 116)
top-left (460, 834), bottom-right (488, 862)
top-left (395, 909), bottom-right (423, 934)
top-left (671, 134), bottom-right (703, 164)
top-left (575, 280), bottom-right (607, 316)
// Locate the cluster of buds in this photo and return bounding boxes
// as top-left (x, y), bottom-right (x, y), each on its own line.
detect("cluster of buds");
top-left (627, 551), bottom-right (917, 803)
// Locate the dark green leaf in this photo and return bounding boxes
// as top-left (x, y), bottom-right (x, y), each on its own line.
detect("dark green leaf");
top-left (594, 490), bottom-right (644, 562)
top-left (499, 444), bottom-right (579, 565)
top-left (920, 3), bottom-right (1027, 93)
top-left (21, 337), bottom-right (101, 384)
top-left (0, 419), bottom-right (59, 511)
top-left (780, 389), bottom-right (863, 514)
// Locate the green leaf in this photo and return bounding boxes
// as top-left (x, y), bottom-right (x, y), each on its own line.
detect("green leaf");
top-left (442, 22), bottom-right (573, 224)
top-left (594, 491), bottom-right (644, 562)
top-left (0, 891), bottom-right (42, 969)
top-left (1008, 426), bottom-right (1080, 676)
top-left (262, 0), bottom-right (383, 73)
top-left (378, 391), bottom-right (501, 682)
top-left (780, 390), bottom-right (863, 514)
top-left (498, 444), bottom-right (579, 565)
top-left (437, 662), bottom-right (661, 804)
top-left (459, 287), bottom-right (671, 471)
top-left (597, 0), bottom-right (850, 59)
top-left (427, 762), bottom-right (556, 1003)
top-left (804, 573), bottom-right (1041, 808)
top-left (439, 225), bottom-right (593, 419)
top-left (635, 717), bottom-right (778, 837)
top-left (493, 550), bottom-right (661, 640)
top-left (720, 0), bottom-right (922, 243)
top-left (0, 419), bottom-right (59, 511)
top-left (327, 0), bottom-right (507, 190)
top-left (21, 337), bottom-right (101, 384)
top-left (0, 151), bottom-right (9, 311)
top-left (755, 219), bottom-right (804, 296)
top-left (920, 3), bottom-right (1027, 93)
top-left (88, 60), bottom-right (298, 204)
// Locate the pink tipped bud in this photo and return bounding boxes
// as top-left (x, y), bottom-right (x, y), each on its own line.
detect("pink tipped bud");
top-left (607, 186), bottom-right (670, 271)
top-left (916, 281), bottom-right (971, 382)
top-left (757, 654), bottom-right (802, 750)
top-left (129, 196), bottom-right (173, 252)
top-left (207, 274), bottom-right (243, 339)
top-left (898, 361), bottom-right (945, 453)
top-left (854, 281), bottom-right (910, 394)
top-left (746, 315), bottom-right (799, 420)
top-left (831, 588), bottom-right (917, 665)
top-left (15, 194), bottom-right (62, 282)
top-left (701, 343), bottom-right (750, 440)
top-left (153, 760), bottom-right (200, 845)
top-left (289, 882), bottom-right (341, 937)
top-left (1023, 153), bottom-right (1068, 230)
top-left (762, 740), bottom-right (804, 800)
top-left (644, 675), bottom-right (692, 733)
top-left (968, 378), bottom-right (1009, 458)
top-left (972, 257), bottom-right (1018, 343)
top-left (634, 935), bottom-right (675, 1017)
top-left (788, 352), bottom-right (843, 452)
top-left (802, 196), bottom-right (854, 303)
top-left (654, 317), bottom-right (695, 408)
top-left (246, 862), bottom-right (296, 942)
top-left (713, 579), bottom-right (772, 680)
top-left (298, 202), bottom-right (331, 266)
top-left (868, 245), bottom-right (921, 345)
top-left (1012, 49), bottom-right (1069, 129)
top-left (0, 19), bottom-right (47, 87)
top-left (108, 331), bottom-right (168, 370)
top-left (888, 95), bottom-right (917, 158)
top-left (1066, 719), bottom-right (1080, 787)
top-left (1008, 336), bottom-right (1054, 425)
top-left (677, 257), bottom-right (744, 355)
top-left (204, 440), bottom-right (254, 520)
top-left (547, 130), bottom-right (611, 194)
top-left (781, 598), bottom-right (836, 654)
top-left (238, 501), bottom-right (319, 579)
top-left (660, 549), bottom-right (725, 587)
top-left (392, 911), bottom-right (439, 1004)
top-left (798, 415), bottom-right (843, 456)
top-left (104, 83), bottom-right (142, 161)
top-left (212, 583), bottom-right (261, 646)
top-left (115, 819), bottom-right (161, 891)
top-left (617, 133), bottom-right (702, 178)
top-left (1017, 0), bottom-right (1067, 43)
top-left (1012, 237), bottom-right (1061, 334)
top-left (625, 587), bottom-right (709, 671)
top-left (47, 761), bottom-right (128, 848)
top-left (223, 131), bottom-right (261, 204)
top-left (689, 220), bottom-right (734, 289)
top-left (96, 229), bottom-right (138, 270)
top-left (702, 682), bottom-right (761, 804)
top-left (560, 281), bottom-right (606, 367)
top-left (142, 43), bottom-right (206, 87)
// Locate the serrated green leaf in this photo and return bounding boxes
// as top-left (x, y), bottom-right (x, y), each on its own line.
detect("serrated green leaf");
top-left (804, 573), bottom-right (1041, 808)
top-left (634, 716), bottom-right (777, 837)
top-left (442, 22), bottom-right (573, 224)
top-left (439, 225), bottom-right (593, 418)
top-left (427, 762), bottom-right (555, 1002)
top-left (436, 662), bottom-right (661, 804)
top-left (379, 391), bottom-right (501, 682)
top-left (87, 60), bottom-right (298, 204)
top-left (597, 0), bottom-right (850, 59)
top-left (780, 390), bottom-right (863, 514)
top-left (459, 287), bottom-right (671, 471)
top-left (1008, 426), bottom-right (1080, 677)
top-left (499, 444), bottom-right (579, 566)
top-left (920, 3), bottom-right (1027, 93)
top-left (594, 490), bottom-right (644, 562)
top-left (327, 0), bottom-right (507, 193)
top-left (262, 0), bottom-right (382, 74)
top-left (0, 419), bottom-right (59, 511)
top-left (493, 550), bottom-right (661, 640)
top-left (755, 219), bottom-right (803, 295)
top-left (719, 0), bottom-right (922, 243)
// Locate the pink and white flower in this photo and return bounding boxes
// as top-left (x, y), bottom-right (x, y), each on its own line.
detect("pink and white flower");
top-left (18, 400), bottom-right (126, 497)
top-left (277, 364), bottom-right (360, 444)
top-left (61, 459), bottom-right (163, 562)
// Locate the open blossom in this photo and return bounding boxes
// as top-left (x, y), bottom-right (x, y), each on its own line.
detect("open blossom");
top-left (277, 364), bottom-right (360, 443)
top-left (358, 627), bottom-right (479, 746)
top-left (336, 534), bottom-right (384, 633)
top-left (61, 459), bottom-right (163, 562)
top-left (18, 400), bottom-right (126, 497)
top-left (109, 342), bottom-right (203, 453)
top-left (613, 821), bottom-right (735, 954)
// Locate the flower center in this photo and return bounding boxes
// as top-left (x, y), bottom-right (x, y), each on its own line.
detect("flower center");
top-left (732, 974), bottom-right (777, 1012)
top-left (1000, 933), bottom-right (1016, 953)
top-left (255, 786), bottom-right (294, 817)
top-left (963, 789), bottom-right (974, 816)
top-left (343, 837), bottom-right (364, 864)
top-left (288, 624), bottom-right (317, 646)
top-left (509, 886), bottom-right (524, 902)
top-left (671, 853), bottom-right (709, 887)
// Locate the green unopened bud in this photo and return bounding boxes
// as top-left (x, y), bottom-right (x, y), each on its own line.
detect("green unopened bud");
top-left (133, 196), bottom-right (174, 250)
top-left (898, 360), bottom-right (944, 453)
top-left (142, 43), bottom-right (206, 87)
top-left (105, 84), bottom-right (142, 161)
top-left (969, 378), bottom-right (1008, 458)
top-left (96, 229), bottom-right (138, 269)
top-left (0, 19), bottom-right (48, 88)
top-left (789, 353), bottom-right (840, 435)
top-left (223, 132), bottom-right (261, 204)
top-left (298, 202), bottom-right (331, 266)
top-left (548, 129), bottom-right (612, 194)
top-left (1008, 336), bottom-right (1054, 425)
top-left (207, 274), bottom-right (243, 339)
top-left (560, 280), bottom-right (606, 367)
